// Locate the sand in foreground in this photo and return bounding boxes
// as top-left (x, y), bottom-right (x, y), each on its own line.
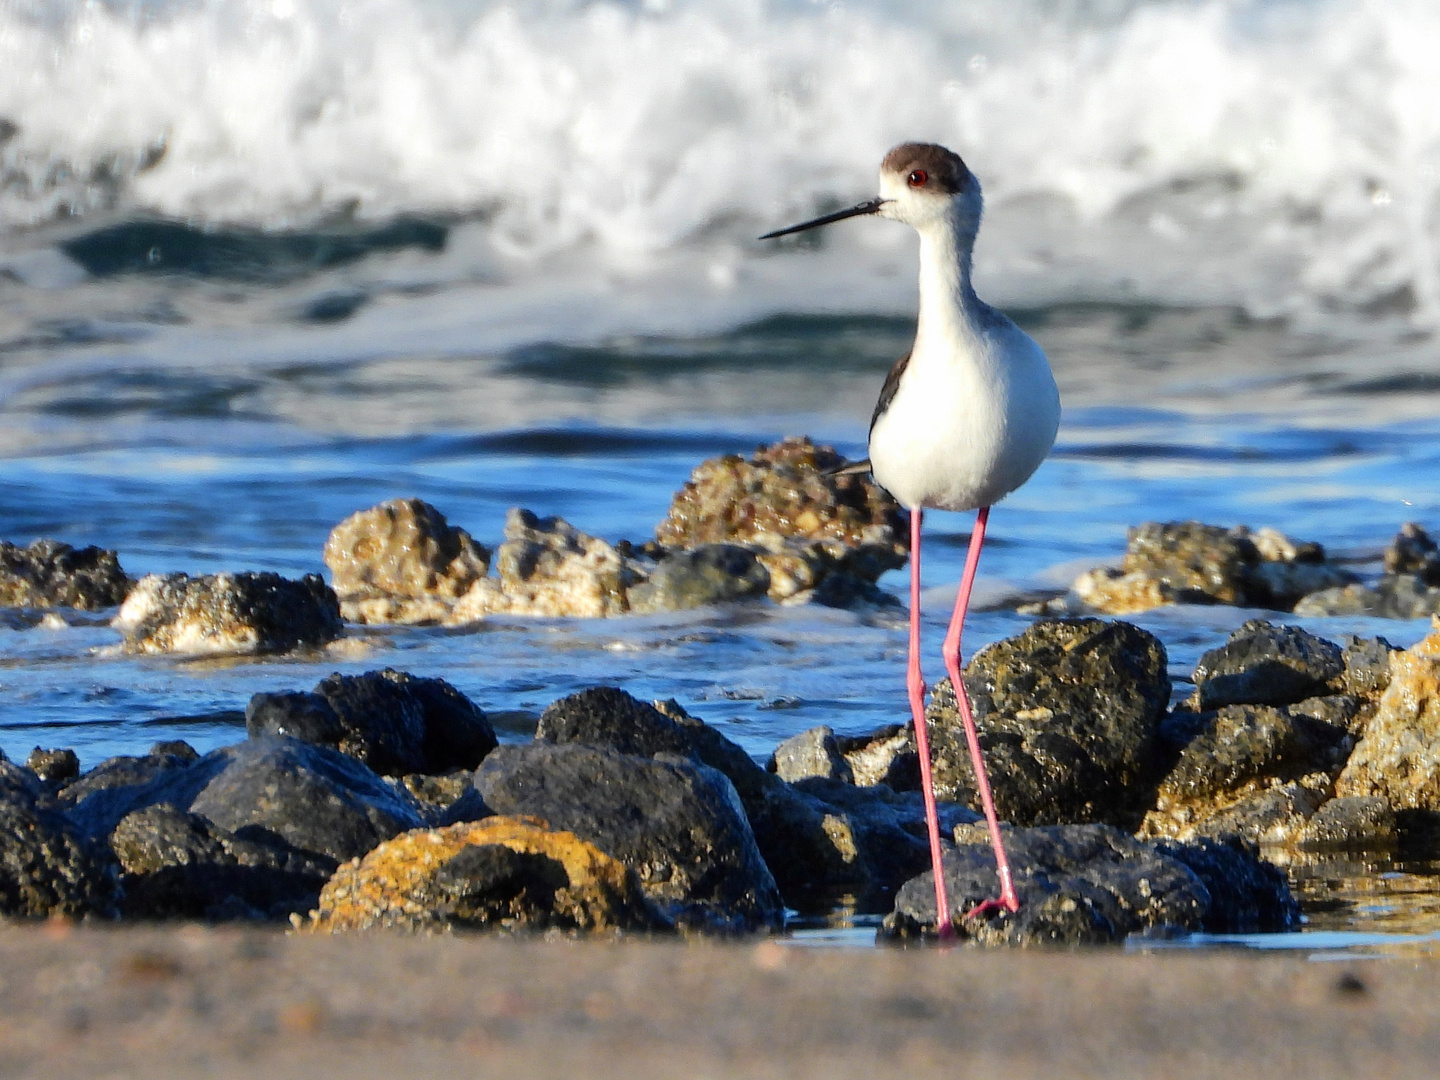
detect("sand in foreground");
top-left (0, 924), bottom-right (1434, 1079)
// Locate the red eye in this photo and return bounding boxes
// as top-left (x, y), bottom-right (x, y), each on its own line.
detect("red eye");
top-left (908, 169), bottom-right (928, 188)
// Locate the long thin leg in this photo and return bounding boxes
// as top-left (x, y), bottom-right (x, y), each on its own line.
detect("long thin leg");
top-left (941, 506), bottom-right (1020, 916)
top-left (907, 508), bottom-right (955, 939)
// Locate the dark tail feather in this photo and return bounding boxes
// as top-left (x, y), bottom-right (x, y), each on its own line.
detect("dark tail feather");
top-left (824, 458), bottom-right (872, 478)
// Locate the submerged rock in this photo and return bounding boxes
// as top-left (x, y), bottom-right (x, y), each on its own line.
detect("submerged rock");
top-left (324, 498), bottom-right (491, 625)
top-left (1293, 575), bottom-right (1440, 619)
top-left (474, 741), bottom-right (781, 933)
top-left (246, 670), bottom-right (495, 777)
top-left (0, 761), bottom-right (117, 919)
top-left (627, 545), bottom-right (770, 613)
top-left (307, 817), bottom-right (666, 934)
top-left (881, 823), bottom-right (1297, 944)
top-left (110, 804), bottom-right (335, 921)
top-left (1070, 521), bottom-right (1355, 615)
top-left (113, 572), bottom-right (342, 655)
top-left (0, 539), bottom-right (131, 610)
top-left (68, 737), bottom-right (426, 862)
top-left (927, 619), bottom-right (1170, 827)
top-left (654, 436), bottom-right (907, 605)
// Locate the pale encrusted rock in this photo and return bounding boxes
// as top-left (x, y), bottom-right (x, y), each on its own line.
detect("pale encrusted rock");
top-left (0, 539), bottom-right (131, 610)
top-left (768, 726), bottom-right (854, 784)
top-left (1337, 624), bottom-right (1440, 809)
top-left (113, 572), bottom-right (342, 655)
top-left (306, 817), bottom-right (666, 934)
top-left (324, 499), bottom-right (490, 624)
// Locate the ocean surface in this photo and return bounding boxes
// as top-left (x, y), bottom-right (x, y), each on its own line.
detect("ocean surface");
top-left (3, 0), bottom-right (1440, 942)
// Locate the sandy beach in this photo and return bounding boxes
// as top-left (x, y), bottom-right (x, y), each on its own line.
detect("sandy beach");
top-left (1, 924), bottom-right (1436, 1080)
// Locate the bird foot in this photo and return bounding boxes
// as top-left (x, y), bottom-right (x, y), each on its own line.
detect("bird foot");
top-left (963, 890), bottom-right (1021, 920)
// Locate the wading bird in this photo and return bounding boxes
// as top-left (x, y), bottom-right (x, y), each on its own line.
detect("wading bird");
top-left (762, 144), bottom-right (1060, 937)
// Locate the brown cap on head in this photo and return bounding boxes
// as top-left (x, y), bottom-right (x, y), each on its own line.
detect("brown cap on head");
top-left (881, 143), bottom-right (971, 195)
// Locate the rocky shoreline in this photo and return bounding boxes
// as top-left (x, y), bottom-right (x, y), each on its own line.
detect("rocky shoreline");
top-left (4, 437), bottom-right (1440, 945)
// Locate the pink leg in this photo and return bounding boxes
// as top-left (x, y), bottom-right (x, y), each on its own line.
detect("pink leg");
top-left (906, 508), bottom-right (955, 940)
top-left (941, 507), bottom-right (1021, 917)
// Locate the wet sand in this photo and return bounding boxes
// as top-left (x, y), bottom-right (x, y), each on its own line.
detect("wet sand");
top-left (0, 925), bottom-right (1436, 1079)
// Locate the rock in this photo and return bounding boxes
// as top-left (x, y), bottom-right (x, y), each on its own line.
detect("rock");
top-left (113, 572), bottom-right (342, 655)
top-left (836, 725), bottom-right (921, 790)
top-left (1289, 693), bottom-right (1371, 738)
top-left (0, 760), bottom-right (117, 918)
top-left (68, 737), bottom-right (426, 862)
top-left (1384, 522), bottom-right (1440, 583)
top-left (1192, 620), bottom-right (1345, 710)
top-left (57, 746), bottom-right (199, 809)
top-left (148, 739), bottom-right (199, 762)
top-left (323, 498), bottom-right (491, 624)
top-left (247, 670), bottom-right (495, 777)
top-left (1299, 796), bottom-right (1398, 850)
top-left (26, 748), bottom-right (79, 785)
top-left (881, 823), bottom-right (1275, 945)
top-left (110, 805), bottom-right (335, 921)
top-left (536, 686), bottom-right (695, 758)
top-left (1339, 635), bottom-right (1400, 699)
top-left (769, 726), bottom-right (854, 784)
top-left (928, 619), bottom-right (1169, 827)
top-left (473, 742), bottom-right (781, 932)
top-left (654, 436), bottom-right (908, 603)
top-left (1293, 575), bottom-right (1440, 620)
top-left (1337, 625), bottom-right (1440, 810)
top-left (397, 772), bottom-right (475, 816)
top-left (627, 545), bottom-right (770, 613)
top-left (1071, 521), bottom-right (1355, 615)
top-left (1152, 835), bottom-right (1300, 931)
top-left (0, 539), bottom-right (130, 610)
top-left (307, 817), bottom-right (666, 934)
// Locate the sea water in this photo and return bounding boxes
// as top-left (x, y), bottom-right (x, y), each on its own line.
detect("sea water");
top-left (2, 0), bottom-right (1440, 943)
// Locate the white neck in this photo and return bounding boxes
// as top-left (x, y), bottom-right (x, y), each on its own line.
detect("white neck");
top-left (912, 210), bottom-right (982, 360)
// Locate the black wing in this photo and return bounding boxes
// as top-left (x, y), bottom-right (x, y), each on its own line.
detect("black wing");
top-left (869, 350), bottom-right (911, 436)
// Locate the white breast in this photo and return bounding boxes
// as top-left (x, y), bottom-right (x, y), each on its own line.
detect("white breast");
top-left (868, 319), bottom-right (1059, 513)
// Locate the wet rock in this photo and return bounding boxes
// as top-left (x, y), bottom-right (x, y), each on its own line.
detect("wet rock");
top-left (1152, 835), bottom-right (1300, 932)
top-left (1192, 620), bottom-right (1345, 710)
top-left (654, 436), bottom-right (908, 603)
top-left (68, 737), bottom-right (426, 862)
top-left (0, 539), bottom-right (131, 610)
top-left (881, 823), bottom-right (1285, 944)
top-left (1072, 522), bottom-right (1354, 615)
top-left (110, 804), bottom-right (335, 921)
top-left (1337, 625), bottom-right (1440, 810)
top-left (769, 726), bottom-right (854, 784)
top-left (627, 545), bottom-right (770, 613)
top-left (836, 725), bottom-right (920, 790)
top-left (246, 670), bottom-right (494, 777)
top-left (26, 747), bottom-right (79, 785)
top-left (1384, 522), bottom-right (1440, 583)
top-left (307, 817), bottom-right (667, 934)
top-left (0, 760), bottom-right (117, 918)
top-left (113, 571), bottom-right (342, 655)
top-left (1293, 575), bottom-right (1440, 620)
top-left (57, 745), bottom-right (199, 810)
top-left (927, 619), bottom-right (1169, 827)
top-left (473, 742), bottom-right (781, 932)
top-left (323, 498), bottom-right (491, 625)
top-left (1299, 795), bottom-right (1398, 851)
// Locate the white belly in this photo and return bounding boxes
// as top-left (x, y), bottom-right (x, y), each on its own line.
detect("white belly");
top-left (868, 330), bottom-right (1059, 512)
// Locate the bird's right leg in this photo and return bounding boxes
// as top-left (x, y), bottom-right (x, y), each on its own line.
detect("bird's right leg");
top-left (907, 507), bottom-right (955, 939)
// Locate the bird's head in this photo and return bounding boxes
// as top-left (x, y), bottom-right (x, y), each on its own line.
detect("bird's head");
top-left (759, 141), bottom-right (982, 242)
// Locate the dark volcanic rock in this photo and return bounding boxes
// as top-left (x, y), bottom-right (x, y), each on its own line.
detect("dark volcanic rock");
top-left (0, 539), bottom-right (131, 610)
top-left (1192, 620), bottom-right (1345, 710)
top-left (0, 761), bottom-right (117, 918)
top-left (536, 686), bottom-right (694, 758)
top-left (110, 804), bottom-right (334, 921)
top-left (114, 571), bottom-right (342, 655)
top-left (1339, 635), bottom-right (1400, 699)
top-left (247, 670), bottom-right (495, 776)
top-left (68, 737), bottom-right (425, 862)
top-left (474, 741), bottom-right (781, 932)
top-left (882, 824), bottom-right (1210, 945)
top-left (58, 746), bottom-right (200, 810)
top-left (927, 619), bottom-right (1170, 827)
top-left (26, 747), bottom-right (79, 785)
top-left (1153, 836), bottom-right (1300, 932)
top-left (1384, 522), bottom-right (1440, 583)
top-left (1293, 576), bottom-right (1440, 620)
top-left (1298, 796), bottom-right (1398, 851)
top-left (627, 545), bottom-right (770, 613)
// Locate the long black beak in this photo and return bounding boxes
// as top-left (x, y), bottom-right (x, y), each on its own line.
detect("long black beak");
top-left (758, 197), bottom-right (887, 240)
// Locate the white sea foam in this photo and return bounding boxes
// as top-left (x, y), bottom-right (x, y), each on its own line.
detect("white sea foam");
top-left (2, 0), bottom-right (1440, 329)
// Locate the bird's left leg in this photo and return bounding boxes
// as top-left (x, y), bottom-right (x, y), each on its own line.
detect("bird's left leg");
top-left (940, 506), bottom-right (1021, 916)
